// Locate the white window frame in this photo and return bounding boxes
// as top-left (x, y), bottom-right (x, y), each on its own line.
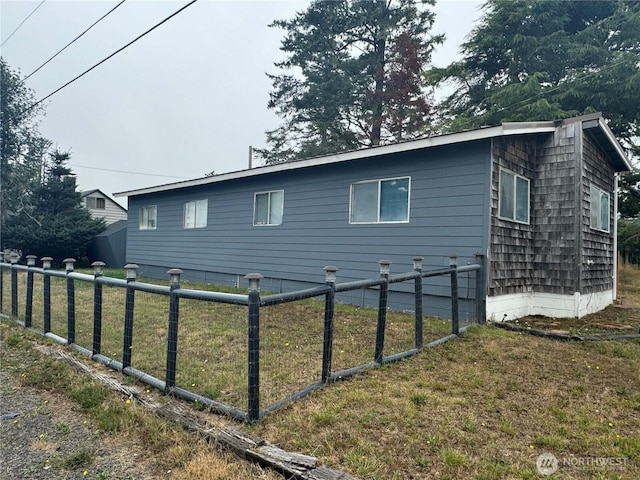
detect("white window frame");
top-left (253, 190), bottom-right (284, 226)
top-left (138, 205), bottom-right (157, 230)
top-left (498, 168), bottom-right (530, 224)
top-left (349, 176), bottom-right (411, 224)
top-left (183, 199), bottom-right (208, 229)
top-left (590, 185), bottom-right (610, 233)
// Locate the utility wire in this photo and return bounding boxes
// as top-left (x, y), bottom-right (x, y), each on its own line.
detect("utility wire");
top-left (22, 0), bottom-right (127, 83)
top-left (71, 163), bottom-right (190, 179)
top-left (23, 0), bottom-right (198, 114)
top-left (1, 0), bottom-right (46, 47)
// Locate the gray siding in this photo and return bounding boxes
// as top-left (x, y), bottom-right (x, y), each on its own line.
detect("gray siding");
top-left (126, 141), bottom-right (491, 297)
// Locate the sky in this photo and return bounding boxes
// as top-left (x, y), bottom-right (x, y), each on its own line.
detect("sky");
top-left (1, 0), bottom-right (483, 207)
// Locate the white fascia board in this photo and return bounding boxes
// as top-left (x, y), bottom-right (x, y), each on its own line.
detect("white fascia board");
top-left (114, 122), bottom-right (557, 199)
top-left (592, 117), bottom-right (632, 171)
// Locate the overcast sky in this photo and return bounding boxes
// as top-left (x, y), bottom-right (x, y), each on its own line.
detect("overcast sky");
top-left (1, 0), bottom-right (483, 207)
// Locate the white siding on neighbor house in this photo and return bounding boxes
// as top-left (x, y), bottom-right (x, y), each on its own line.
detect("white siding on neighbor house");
top-left (82, 194), bottom-right (127, 225)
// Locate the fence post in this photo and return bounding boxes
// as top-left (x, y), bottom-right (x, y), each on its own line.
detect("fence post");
top-left (475, 253), bottom-right (487, 324)
top-left (165, 268), bottom-right (182, 393)
top-left (374, 260), bottom-right (391, 365)
top-left (64, 258), bottom-right (76, 344)
top-left (122, 264), bottom-right (139, 370)
top-left (322, 266), bottom-right (338, 383)
top-left (91, 261), bottom-right (106, 356)
top-left (10, 252), bottom-right (19, 318)
top-left (42, 257), bottom-right (52, 334)
top-left (245, 272), bottom-right (263, 422)
top-left (413, 256), bottom-right (424, 349)
top-left (24, 255), bottom-right (37, 328)
top-left (450, 255), bottom-right (459, 335)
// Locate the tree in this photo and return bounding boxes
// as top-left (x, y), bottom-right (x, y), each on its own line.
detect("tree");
top-left (3, 150), bottom-right (105, 264)
top-left (428, 0), bottom-right (640, 157)
top-left (258, 0), bottom-right (443, 164)
top-left (1, 58), bottom-right (51, 249)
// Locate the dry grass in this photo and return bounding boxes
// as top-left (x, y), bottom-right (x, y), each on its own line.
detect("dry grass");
top-left (0, 321), bottom-right (282, 480)
top-left (3, 265), bottom-right (639, 479)
top-left (1, 268), bottom-right (454, 411)
top-left (249, 326), bottom-right (639, 479)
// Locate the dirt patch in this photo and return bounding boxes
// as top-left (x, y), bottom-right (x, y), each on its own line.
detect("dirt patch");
top-left (0, 370), bottom-right (160, 479)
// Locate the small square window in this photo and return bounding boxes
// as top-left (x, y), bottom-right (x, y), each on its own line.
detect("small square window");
top-left (95, 197), bottom-right (105, 209)
top-left (183, 199), bottom-right (208, 229)
top-left (139, 205), bottom-right (157, 230)
top-left (254, 190), bottom-right (284, 226)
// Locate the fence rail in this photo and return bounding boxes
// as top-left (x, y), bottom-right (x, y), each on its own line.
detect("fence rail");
top-left (0, 253), bottom-right (486, 422)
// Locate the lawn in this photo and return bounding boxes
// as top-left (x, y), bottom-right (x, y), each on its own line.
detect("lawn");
top-left (1, 263), bottom-right (639, 479)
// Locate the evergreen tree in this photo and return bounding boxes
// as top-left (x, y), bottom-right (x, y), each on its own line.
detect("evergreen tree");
top-left (3, 150), bottom-right (105, 264)
top-left (1, 58), bottom-right (51, 244)
top-left (428, 0), bottom-right (639, 157)
top-left (258, 0), bottom-right (443, 164)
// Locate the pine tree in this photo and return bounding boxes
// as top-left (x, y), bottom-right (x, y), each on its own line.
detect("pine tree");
top-left (1, 58), bottom-right (51, 241)
top-left (258, 0), bottom-right (443, 164)
top-left (428, 0), bottom-right (640, 157)
top-left (3, 150), bottom-right (105, 264)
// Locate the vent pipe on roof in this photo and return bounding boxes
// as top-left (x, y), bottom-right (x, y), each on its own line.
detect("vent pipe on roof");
top-left (248, 146), bottom-right (253, 169)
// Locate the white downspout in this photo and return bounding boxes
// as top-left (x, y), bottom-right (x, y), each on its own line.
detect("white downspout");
top-left (613, 173), bottom-right (619, 301)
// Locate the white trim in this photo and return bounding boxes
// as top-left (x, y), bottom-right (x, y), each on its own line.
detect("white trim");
top-left (114, 123), bottom-right (559, 198)
top-left (349, 176), bottom-right (411, 224)
top-left (253, 190), bottom-right (284, 226)
top-left (487, 290), bottom-right (614, 321)
top-left (581, 116), bottom-right (632, 171)
top-left (498, 168), bottom-right (530, 224)
top-left (589, 184), bottom-right (610, 233)
top-left (613, 174), bottom-right (619, 300)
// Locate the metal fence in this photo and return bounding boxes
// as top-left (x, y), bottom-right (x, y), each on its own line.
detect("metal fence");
top-left (0, 252), bottom-right (486, 422)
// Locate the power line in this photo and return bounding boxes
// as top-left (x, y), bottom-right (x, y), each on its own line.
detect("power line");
top-left (22, 0), bottom-right (127, 83)
top-left (70, 163), bottom-right (190, 179)
top-left (23, 0), bottom-right (199, 114)
top-left (1, 0), bottom-right (46, 47)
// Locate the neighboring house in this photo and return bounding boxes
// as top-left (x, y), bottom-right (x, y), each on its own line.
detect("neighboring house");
top-left (80, 189), bottom-right (128, 225)
top-left (114, 113), bottom-right (630, 320)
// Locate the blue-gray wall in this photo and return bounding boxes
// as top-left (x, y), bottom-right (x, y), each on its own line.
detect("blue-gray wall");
top-left (126, 141), bottom-right (492, 315)
top-left (88, 220), bottom-right (127, 268)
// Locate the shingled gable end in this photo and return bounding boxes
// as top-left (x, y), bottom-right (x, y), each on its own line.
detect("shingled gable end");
top-left (115, 113), bottom-right (630, 321)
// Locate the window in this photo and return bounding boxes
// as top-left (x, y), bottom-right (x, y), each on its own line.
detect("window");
top-left (86, 197), bottom-right (105, 209)
top-left (183, 199), bottom-right (208, 229)
top-left (350, 177), bottom-right (410, 223)
top-left (590, 185), bottom-right (610, 232)
top-left (499, 169), bottom-right (529, 223)
top-left (254, 190), bottom-right (284, 226)
top-left (139, 205), bottom-right (157, 230)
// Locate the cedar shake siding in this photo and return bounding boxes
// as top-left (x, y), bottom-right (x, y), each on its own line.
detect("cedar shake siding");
top-left (489, 121), bottom-right (620, 299)
top-left (489, 136), bottom-right (538, 296)
top-left (582, 130), bottom-right (615, 293)
top-left (532, 123), bottom-right (580, 295)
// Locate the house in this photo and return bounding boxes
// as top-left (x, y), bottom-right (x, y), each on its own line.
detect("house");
top-left (114, 113), bottom-right (630, 320)
top-left (80, 189), bottom-right (128, 225)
